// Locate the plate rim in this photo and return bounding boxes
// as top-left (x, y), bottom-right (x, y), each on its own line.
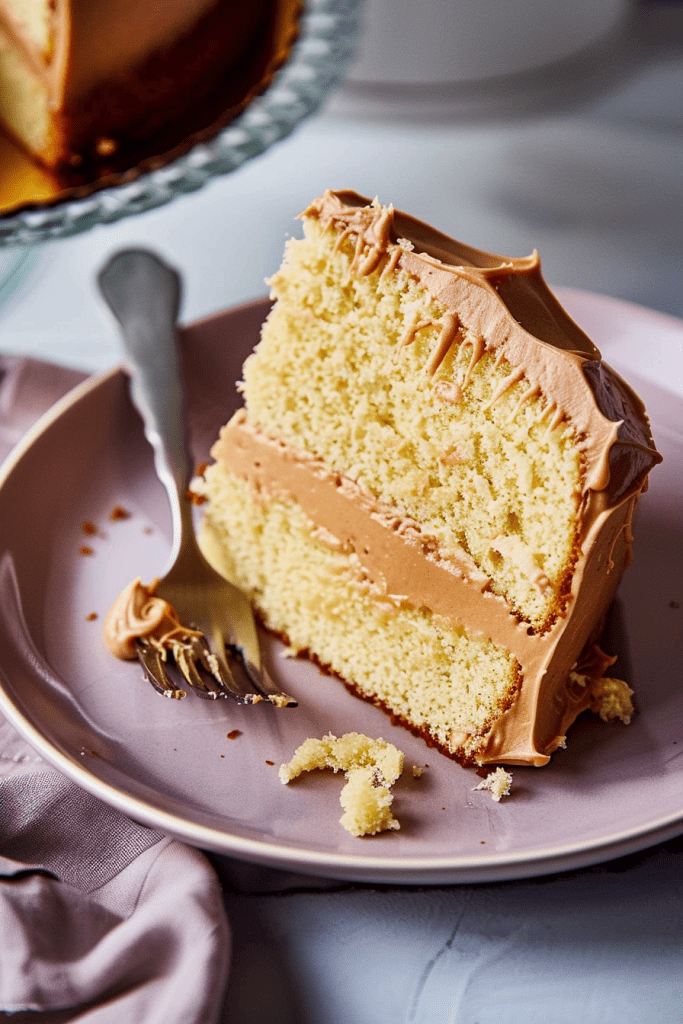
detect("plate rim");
top-left (1, 288), bottom-right (683, 885)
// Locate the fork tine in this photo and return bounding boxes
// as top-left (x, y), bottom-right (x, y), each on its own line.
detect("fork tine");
top-left (237, 650), bottom-right (298, 708)
top-left (173, 638), bottom-right (225, 700)
top-left (195, 633), bottom-right (264, 705)
top-left (136, 640), bottom-right (186, 700)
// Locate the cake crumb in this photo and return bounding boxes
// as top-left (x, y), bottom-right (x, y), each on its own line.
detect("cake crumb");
top-left (186, 488), bottom-right (207, 506)
top-left (269, 693), bottom-right (294, 709)
top-left (95, 136), bottom-right (118, 157)
top-left (589, 677), bottom-right (634, 724)
top-left (227, 729), bottom-right (242, 740)
top-left (279, 732), bottom-right (403, 785)
top-left (340, 767), bottom-right (399, 838)
top-left (110, 505), bottom-right (130, 521)
top-left (78, 545), bottom-right (94, 556)
top-left (86, 612), bottom-right (98, 621)
top-left (82, 520), bottom-right (97, 536)
top-left (411, 765), bottom-right (423, 778)
top-left (474, 766), bottom-right (513, 802)
top-left (279, 732), bottom-right (404, 837)
top-left (570, 652), bottom-right (635, 726)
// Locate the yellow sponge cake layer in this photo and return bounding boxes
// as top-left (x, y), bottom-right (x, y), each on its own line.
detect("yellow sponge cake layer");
top-left (0, 37), bottom-right (54, 160)
top-left (199, 468), bottom-right (521, 763)
top-left (243, 214), bottom-right (582, 630)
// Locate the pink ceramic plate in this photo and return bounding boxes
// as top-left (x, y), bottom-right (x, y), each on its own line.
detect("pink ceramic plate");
top-left (0, 291), bottom-right (682, 885)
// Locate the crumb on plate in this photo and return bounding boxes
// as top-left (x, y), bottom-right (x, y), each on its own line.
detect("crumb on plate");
top-left (279, 732), bottom-right (404, 837)
top-left (589, 677), bottom-right (635, 724)
top-left (474, 766), bottom-right (513, 802)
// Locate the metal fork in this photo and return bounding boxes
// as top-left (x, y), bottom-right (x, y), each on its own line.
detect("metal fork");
top-left (98, 248), bottom-right (297, 708)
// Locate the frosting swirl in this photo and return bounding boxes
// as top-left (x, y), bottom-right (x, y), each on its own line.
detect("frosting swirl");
top-left (103, 577), bottom-right (200, 660)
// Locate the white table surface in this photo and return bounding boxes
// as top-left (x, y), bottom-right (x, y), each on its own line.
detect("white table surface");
top-left (1, 4), bottom-right (682, 1022)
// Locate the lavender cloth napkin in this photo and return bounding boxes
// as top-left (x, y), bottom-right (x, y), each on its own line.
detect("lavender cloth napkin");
top-left (0, 356), bottom-right (230, 1023)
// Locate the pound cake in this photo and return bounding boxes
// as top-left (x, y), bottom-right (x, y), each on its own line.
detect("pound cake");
top-left (0, 0), bottom-right (292, 177)
top-left (196, 189), bottom-right (660, 766)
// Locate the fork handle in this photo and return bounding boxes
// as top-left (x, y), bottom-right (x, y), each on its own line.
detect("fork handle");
top-left (98, 249), bottom-right (195, 564)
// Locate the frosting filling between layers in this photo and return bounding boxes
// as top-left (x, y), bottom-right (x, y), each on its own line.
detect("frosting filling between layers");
top-left (210, 412), bottom-right (639, 765)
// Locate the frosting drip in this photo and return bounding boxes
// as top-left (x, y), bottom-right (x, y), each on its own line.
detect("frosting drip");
top-left (308, 190), bottom-right (598, 354)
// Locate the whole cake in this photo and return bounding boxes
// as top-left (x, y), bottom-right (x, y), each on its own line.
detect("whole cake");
top-left (196, 189), bottom-right (660, 766)
top-left (0, 0), bottom-right (291, 177)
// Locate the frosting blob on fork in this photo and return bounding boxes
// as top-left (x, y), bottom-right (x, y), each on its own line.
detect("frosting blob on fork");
top-left (103, 577), bottom-right (201, 660)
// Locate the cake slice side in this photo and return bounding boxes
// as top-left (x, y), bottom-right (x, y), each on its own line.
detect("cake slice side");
top-left (198, 190), bottom-right (661, 766)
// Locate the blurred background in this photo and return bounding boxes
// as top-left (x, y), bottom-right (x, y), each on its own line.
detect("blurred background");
top-left (0, 0), bottom-right (681, 375)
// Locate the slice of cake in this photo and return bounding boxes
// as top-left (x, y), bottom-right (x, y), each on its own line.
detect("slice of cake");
top-left (196, 189), bottom-right (661, 766)
top-left (0, 0), bottom-right (292, 178)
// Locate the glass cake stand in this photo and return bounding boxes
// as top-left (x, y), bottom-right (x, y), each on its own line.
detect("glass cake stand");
top-left (0, 0), bottom-right (358, 249)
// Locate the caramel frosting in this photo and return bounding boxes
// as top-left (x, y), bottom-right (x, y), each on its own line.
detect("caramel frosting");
top-left (103, 577), bottom-right (200, 661)
top-left (209, 191), bottom-right (661, 765)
